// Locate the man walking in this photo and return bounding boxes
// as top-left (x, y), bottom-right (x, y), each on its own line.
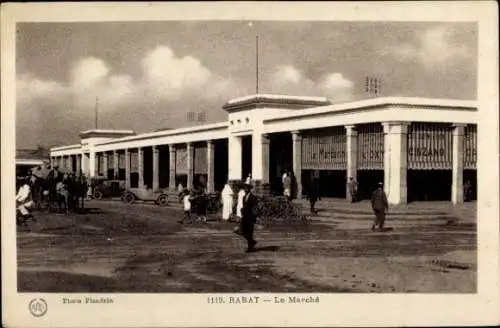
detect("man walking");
top-left (308, 177), bottom-right (320, 214)
top-left (371, 182), bottom-right (388, 232)
top-left (238, 183), bottom-right (259, 253)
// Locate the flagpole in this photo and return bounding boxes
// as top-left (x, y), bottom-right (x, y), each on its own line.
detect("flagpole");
top-left (95, 97), bottom-right (99, 129)
top-left (256, 35), bottom-right (259, 94)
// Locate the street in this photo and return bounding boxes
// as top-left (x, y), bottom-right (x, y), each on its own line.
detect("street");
top-left (17, 200), bottom-right (476, 293)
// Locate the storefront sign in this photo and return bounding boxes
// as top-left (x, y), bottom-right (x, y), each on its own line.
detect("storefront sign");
top-left (358, 124), bottom-right (384, 170)
top-left (302, 129), bottom-right (346, 170)
top-left (407, 123), bottom-right (452, 170)
top-left (130, 152), bottom-right (138, 171)
top-left (176, 148), bottom-right (188, 173)
top-left (194, 146), bottom-right (207, 174)
top-left (464, 124), bottom-right (477, 169)
top-left (118, 153), bottom-right (125, 169)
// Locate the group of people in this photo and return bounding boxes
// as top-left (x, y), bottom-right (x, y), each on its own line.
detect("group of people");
top-left (177, 178), bottom-right (259, 253)
top-left (15, 165), bottom-right (89, 225)
top-left (178, 183), bottom-right (209, 224)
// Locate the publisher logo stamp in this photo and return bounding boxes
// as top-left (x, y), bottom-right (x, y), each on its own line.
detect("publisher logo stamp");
top-left (29, 298), bottom-right (47, 317)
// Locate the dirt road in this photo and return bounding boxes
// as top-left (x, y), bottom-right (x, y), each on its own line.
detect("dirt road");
top-left (17, 200), bottom-right (476, 293)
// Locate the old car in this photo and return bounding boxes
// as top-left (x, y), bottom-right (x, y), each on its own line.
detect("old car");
top-left (122, 187), bottom-right (169, 206)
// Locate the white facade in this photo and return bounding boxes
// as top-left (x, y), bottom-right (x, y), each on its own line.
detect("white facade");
top-left (50, 94), bottom-right (478, 205)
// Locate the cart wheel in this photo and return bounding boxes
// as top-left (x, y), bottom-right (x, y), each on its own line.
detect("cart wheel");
top-left (94, 190), bottom-right (103, 200)
top-left (124, 192), bottom-right (135, 204)
top-left (156, 194), bottom-right (168, 206)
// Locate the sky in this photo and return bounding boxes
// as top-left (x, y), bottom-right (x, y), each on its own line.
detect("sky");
top-left (16, 21), bottom-right (477, 149)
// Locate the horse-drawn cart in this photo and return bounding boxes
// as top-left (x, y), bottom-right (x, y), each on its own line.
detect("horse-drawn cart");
top-left (122, 188), bottom-right (169, 206)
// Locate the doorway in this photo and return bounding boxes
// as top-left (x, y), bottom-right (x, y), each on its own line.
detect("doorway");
top-left (357, 170), bottom-right (384, 200)
top-left (241, 135), bottom-right (252, 180)
top-left (407, 170), bottom-right (452, 202)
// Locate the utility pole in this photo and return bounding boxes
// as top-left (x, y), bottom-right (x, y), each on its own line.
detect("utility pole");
top-left (95, 97), bottom-right (99, 129)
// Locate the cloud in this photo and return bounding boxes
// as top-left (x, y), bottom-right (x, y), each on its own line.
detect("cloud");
top-left (17, 45), bottom-right (246, 147)
top-left (379, 26), bottom-right (473, 69)
top-left (18, 45), bottom-right (239, 113)
top-left (270, 65), bottom-right (354, 101)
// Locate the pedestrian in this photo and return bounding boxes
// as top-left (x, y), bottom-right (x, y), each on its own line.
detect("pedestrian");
top-left (245, 173), bottom-right (252, 185)
top-left (16, 176), bottom-right (35, 219)
top-left (347, 177), bottom-right (358, 203)
top-left (283, 172), bottom-right (292, 200)
top-left (237, 183), bottom-right (259, 253)
top-left (196, 190), bottom-right (208, 223)
top-left (178, 190), bottom-right (193, 224)
top-left (464, 180), bottom-right (472, 202)
top-left (308, 177), bottom-right (320, 214)
top-left (221, 182), bottom-right (234, 221)
top-left (371, 182), bottom-right (389, 232)
top-left (236, 183), bottom-right (246, 221)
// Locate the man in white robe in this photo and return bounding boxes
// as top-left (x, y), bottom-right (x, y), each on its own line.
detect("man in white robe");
top-left (236, 184), bottom-right (246, 220)
top-left (16, 178), bottom-right (34, 217)
top-left (221, 183), bottom-right (234, 221)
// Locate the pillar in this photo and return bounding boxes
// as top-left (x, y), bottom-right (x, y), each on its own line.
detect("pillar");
top-left (113, 150), bottom-right (119, 179)
top-left (383, 122), bottom-right (409, 205)
top-left (206, 140), bottom-right (215, 193)
top-left (292, 131), bottom-right (302, 198)
top-left (50, 157), bottom-right (55, 167)
top-left (152, 146), bottom-right (160, 191)
top-left (82, 153), bottom-right (90, 176)
top-left (125, 149), bottom-right (131, 189)
top-left (169, 145), bottom-right (176, 190)
top-left (345, 125), bottom-right (358, 201)
top-left (187, 143), bottom-right (194, 189)
top-left (228, 135), bottom-right (242, 181)
top-left (88, 152), bottom-right (96, 178)
top-left (138, 147), bottom-right (144, 189)
top-left (452, 124), bottom-right (466, 204)
top-left (76, 154), bottom-right (82, 175)
top-left (103, 152), bottom-right (109, 179)
top-left (251, 133), bottom-right (270, 182)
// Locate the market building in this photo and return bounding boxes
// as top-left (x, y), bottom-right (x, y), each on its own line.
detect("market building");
top-left (50, 94), bottom-right (477, 205)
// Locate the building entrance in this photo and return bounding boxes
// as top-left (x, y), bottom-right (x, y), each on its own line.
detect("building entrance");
top-left (269, 133), bottom-right (293, 195)
top-left (302, 170), bottom-right (346, 198)
top-left (241, 135), bottom-right (252, 180)
top-left (357, 170), bottom-right (384, 200)
top-left (214, 139), bottom-right (228, 191)
top-left (463, 169), bottom-right (477, 201)
top-left (407, 170), bottom-right (452, 201)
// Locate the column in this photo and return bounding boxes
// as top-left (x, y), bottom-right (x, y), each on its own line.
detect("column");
top-left (50, 157), bottom-right (55, 167)
top-left (103, 152), bottom-right (109, 179)
top-left (383, 122), bottom-right (409, 205)
top-left (82, 153), bottom-right (89, 176)
top-left (88, 152), bottom-right (96, 178)
top-left (228, 135), bottom-right (242, 181)
top-left (187, 143), bottom-right (194, 189)
top-left (125, 149), bottom-right (131, 189)
top-left (152, 146), bottom-right (160, 191)
top-left (251, 133), bottom-right (270, 183)
top-left (452, 124), bottom-right (466, 204)
top-left (206, 140), bottom-right (215, 193)
top-left (138, 147), bottom-right (144, 189)
top-left (291, 131), bottom-right (302, 198)
top-left (169, 145), bottom-right (177, 190)
top-left (113, 150), bottom-right (119, 179)
top-left (345, 125), bottom-right (358, 201)
top-left (76, 154), bottom-right (82, 175)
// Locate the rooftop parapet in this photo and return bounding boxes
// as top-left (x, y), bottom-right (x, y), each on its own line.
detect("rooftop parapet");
top-left (223, 94), bottom-right (331, 113)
